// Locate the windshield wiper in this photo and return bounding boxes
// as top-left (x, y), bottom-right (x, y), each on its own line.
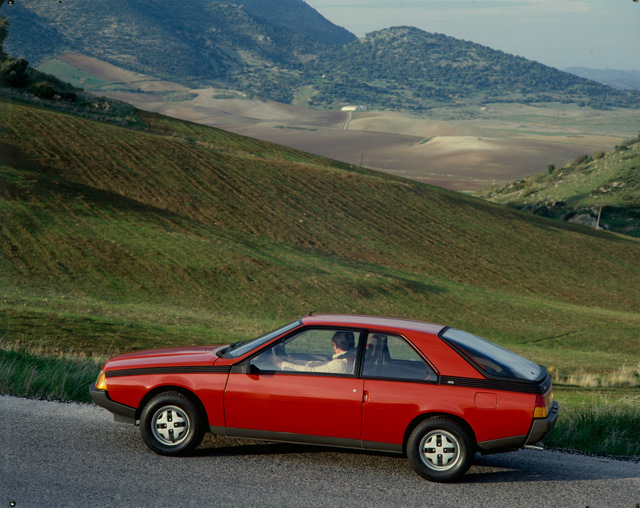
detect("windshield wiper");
top-left (216, 341), bottom-right (243, 358)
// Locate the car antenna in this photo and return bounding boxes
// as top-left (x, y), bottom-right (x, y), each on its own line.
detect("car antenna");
top-left (307, 309), bottom-right (317, 316)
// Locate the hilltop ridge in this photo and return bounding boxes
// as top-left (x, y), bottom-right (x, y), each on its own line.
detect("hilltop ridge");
top-left (3, 2), bottom-right (639, 110)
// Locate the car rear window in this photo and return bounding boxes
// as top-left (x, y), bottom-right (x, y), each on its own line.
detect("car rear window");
top-left (441, 328), bottom-right (542, 381)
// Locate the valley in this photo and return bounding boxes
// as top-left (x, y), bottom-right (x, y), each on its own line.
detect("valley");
top-left (37, 53), bottom-right (639, 192)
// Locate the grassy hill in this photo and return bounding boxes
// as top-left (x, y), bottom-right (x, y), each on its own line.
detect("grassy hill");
top-left (4, 3), bottom-right (640, 111)
top-left (1, 99), bottom-right (639, 380)
top-left (478, 137), bottom-right (640, 237)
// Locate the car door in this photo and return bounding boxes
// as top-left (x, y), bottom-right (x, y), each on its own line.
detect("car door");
top-left (360, 332), bottom-right (439, 447)
top-left (224, 327), bottom-right (365, 444)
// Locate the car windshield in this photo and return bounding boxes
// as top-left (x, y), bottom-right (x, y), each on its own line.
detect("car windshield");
top-left (441, 328), bottom-right (542, 381)
top-left (218, 320), bottom-right (301, 359)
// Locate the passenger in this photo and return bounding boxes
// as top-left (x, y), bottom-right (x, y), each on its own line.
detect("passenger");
top-left (276, 331), bottom-right (355, 374)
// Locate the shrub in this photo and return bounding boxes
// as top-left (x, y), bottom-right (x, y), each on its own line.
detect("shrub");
top-left (573, 154), bottom-right (591, 165)
top-left (29, 81), bottom-right (56, 100)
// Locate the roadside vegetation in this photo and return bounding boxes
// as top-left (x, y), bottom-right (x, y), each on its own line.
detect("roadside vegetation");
top-left (0, 342), bottom-right (101, 403)
top-left (546, 394), bottom-right (640, 457)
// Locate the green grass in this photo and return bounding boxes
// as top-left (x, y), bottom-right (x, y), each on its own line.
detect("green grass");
top-left (545, 393), bottom-right (640, 457)
top-left (35, 60), bottom-right (113, 91)
top-left (0, 346), bottom-right (102, 403)
top-left (1, 99), bottom-right (639, 369)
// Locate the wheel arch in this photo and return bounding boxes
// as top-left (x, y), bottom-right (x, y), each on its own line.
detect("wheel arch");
top-left (135, 385), bottom-right (209, 427)
top-left (402, 412), bottom-right (478, 454)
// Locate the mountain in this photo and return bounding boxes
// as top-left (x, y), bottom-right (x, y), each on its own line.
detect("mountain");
top-left (2, 98), bottom-right (640, 368)
top-left (3, 2), bottom-right (640, 110)
top-left (232, 0), bottom-right (355, 45)
top-left (478, 137), bottom-right (640, 237)
top-left (2, 0), bottom-right (329, 96)
top-left (311, 27), bottom-right (640, 111)
top-left (564, 67), bottom-right (640, 91)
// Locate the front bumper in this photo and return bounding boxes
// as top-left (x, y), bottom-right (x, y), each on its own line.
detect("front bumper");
top-left (525, 400), bottom-right (559, 445)
top-left (89, 383), bottom-right (137, 424)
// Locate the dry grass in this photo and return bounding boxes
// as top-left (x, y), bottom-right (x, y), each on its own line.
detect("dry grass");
top-left (550, 364), bottom-right (640, 389)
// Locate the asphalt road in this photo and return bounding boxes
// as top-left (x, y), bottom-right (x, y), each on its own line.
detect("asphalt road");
top-left (2, 395), bottom-right (639, 508)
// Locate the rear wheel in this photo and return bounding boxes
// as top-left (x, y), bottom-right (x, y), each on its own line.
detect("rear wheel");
top-left (139, 391), bottom-right (205, 456)
top-left (407, 417), bottom-right (473, 482)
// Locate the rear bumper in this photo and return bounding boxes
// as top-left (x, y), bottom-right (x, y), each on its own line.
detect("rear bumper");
top-left (525, 400), bottom-right (559, 445)
top-left (89, 383), bottom-right (137, 424)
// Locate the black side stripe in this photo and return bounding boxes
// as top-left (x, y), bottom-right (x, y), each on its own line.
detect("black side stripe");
top-left (105, 365), bottom-right (231, 378)
top-left (439, 375), bottom-right (552, 395)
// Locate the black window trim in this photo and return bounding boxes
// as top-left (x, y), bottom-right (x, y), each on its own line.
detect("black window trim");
top-left (358, 329), bottom-right (440, 384)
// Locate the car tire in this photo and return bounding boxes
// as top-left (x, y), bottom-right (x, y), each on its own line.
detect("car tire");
top-left (139, 391), bottom-right (205, 456)
top-left (406, 417), bottom-right (473, 482)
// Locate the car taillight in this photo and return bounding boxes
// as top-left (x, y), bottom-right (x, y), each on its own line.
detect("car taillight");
top-left (534, 389), bottom-right (553, 418)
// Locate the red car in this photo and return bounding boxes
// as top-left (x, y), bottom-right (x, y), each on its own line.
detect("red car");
top-left (90, 314), bottom-right (558, 482)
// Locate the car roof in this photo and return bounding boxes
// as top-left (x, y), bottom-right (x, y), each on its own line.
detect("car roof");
top-left (300, 314), bottom-right (446, 336)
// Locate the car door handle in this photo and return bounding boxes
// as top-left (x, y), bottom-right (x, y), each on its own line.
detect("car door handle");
top-left (363, 390), bottom-right (370, 403)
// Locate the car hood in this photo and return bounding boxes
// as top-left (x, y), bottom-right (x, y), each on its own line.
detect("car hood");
top-left (103, 345), bottom-right (227, 371)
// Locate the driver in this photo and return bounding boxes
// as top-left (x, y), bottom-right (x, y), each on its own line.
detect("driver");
top-left (275, 331), bottom-right (355, 374)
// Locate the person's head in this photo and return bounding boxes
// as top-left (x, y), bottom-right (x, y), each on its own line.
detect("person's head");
top-left (332, 331), bottom-right (355, 352)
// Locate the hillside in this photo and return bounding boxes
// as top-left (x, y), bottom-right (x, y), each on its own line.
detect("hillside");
top-left (0, 15), bottom-right (141, 126)
top-left (478, 137), bottom-right (640, 237)
top-left (233, 0), bottom-right (355, 45)
top-left (1, 99), bottom-right (639, 377)
top-left (3, 2), bottom-right (640, 110)
top-left (3, 0), bottom-right (326, 95)
top-left (311, 27), bottom-right (640, 111)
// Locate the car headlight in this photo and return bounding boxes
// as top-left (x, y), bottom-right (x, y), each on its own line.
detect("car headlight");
top-left (95, 371), bottom-right (108, 390)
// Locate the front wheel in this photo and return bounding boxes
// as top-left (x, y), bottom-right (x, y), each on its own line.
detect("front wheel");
top-left (139, 391), bottom-right (205, 456)
top-left (406, 417), bottom-right (473, 482)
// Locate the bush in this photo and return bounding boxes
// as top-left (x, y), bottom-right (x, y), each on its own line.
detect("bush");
top-left (573, 154), bottom-right (591, 166)
top-left (29, 81), bottom-right (56, 100)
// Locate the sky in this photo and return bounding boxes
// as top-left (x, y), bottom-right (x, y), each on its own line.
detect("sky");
top-left (304, 0), bottom-right (640, 71)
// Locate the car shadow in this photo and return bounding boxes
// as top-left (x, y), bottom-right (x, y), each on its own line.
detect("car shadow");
top-left (464, 449), bottom-right (640, 483)
top-left (193, 436), bottom-right (639, 482)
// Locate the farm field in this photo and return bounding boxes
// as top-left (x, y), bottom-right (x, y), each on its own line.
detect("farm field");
top-left (37, 53), bottom-right (640, 192)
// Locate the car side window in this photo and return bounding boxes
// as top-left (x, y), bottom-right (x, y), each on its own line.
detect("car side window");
top-left (250, 328), bottom-right (359, 376)
top-left (362, 333), bottom-right (436, 382)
